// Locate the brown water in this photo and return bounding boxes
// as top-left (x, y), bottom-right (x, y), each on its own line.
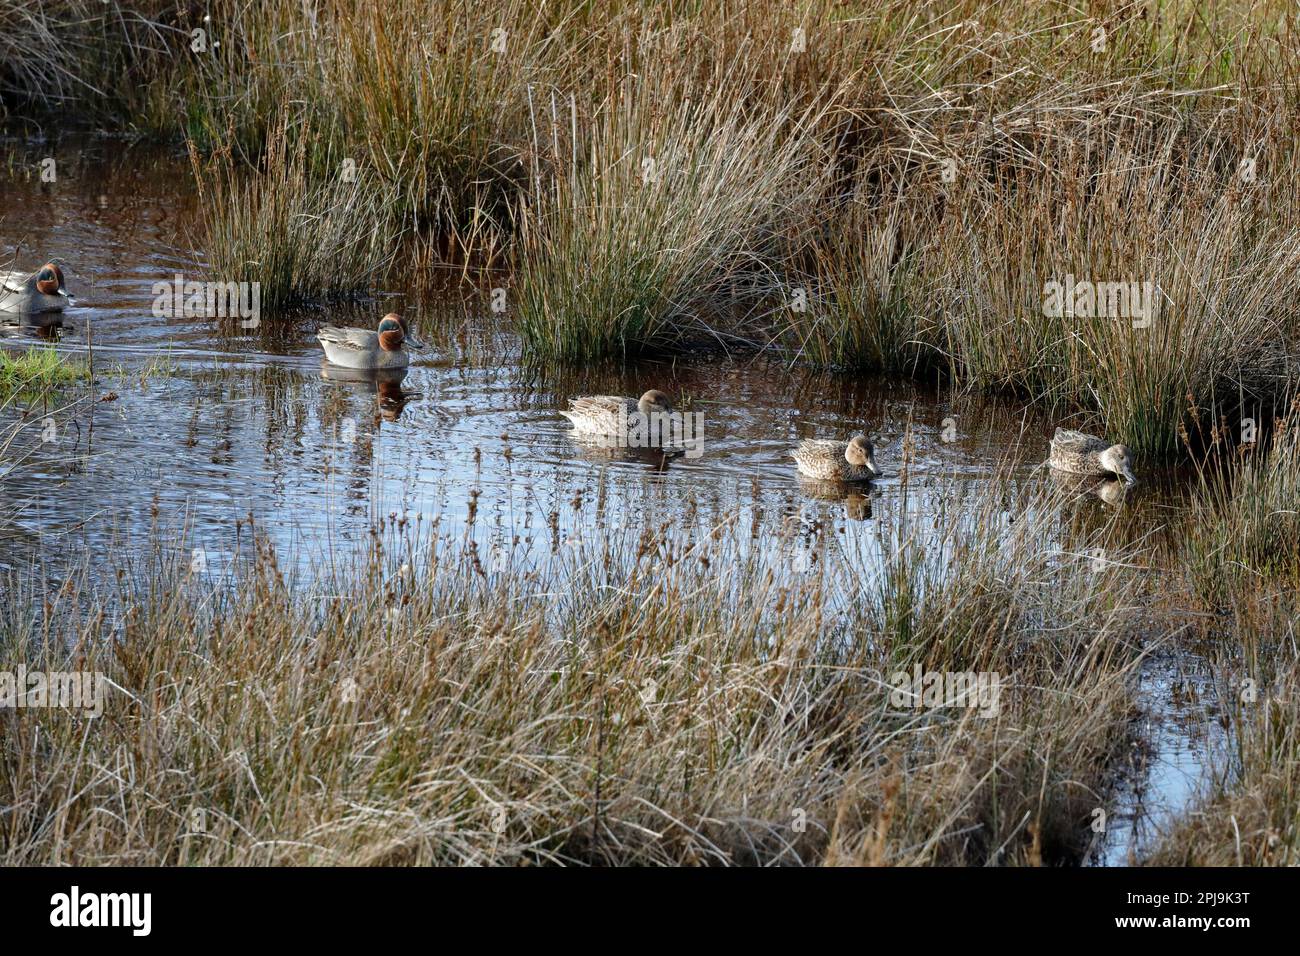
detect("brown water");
top-left (0, 139), bottom-right (1223, 864)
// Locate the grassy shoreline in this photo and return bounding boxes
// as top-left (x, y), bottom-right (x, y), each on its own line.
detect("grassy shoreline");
top-left (0, 346), bottom-right (87, 401)
top-left (1, 468), bottom-right (1151, 866)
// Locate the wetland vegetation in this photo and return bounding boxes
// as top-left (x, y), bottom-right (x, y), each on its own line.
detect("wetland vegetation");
top-left (2, 0), bottom-right (1299, 867)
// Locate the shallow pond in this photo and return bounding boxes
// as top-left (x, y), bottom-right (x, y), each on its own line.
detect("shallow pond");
top-left (0, 138), bottom-right (1225, 865)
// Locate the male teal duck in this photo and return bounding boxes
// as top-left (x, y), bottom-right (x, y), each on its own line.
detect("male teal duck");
top-left (791, 435), bottom-right (880, 482)
top-left (1047, 428), bottom-right (1137, 483)
top-left (0, 262), bottom-right (69, 314)
top-left (317, 313), bottom-right (425, 369)
top-left (560, 390), bottom-right (673, 435)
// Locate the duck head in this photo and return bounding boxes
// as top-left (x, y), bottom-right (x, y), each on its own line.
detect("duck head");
top-left (377, 313), bottom-right (426, 352)
top-left (636, 389), bottom-right (673, 416)
top-left (1099, 443), bottom-right (1137, 484)
top-left (845, 435), bottom-right (880, 476)
top-left (31, 262), bottom-right (68, 298)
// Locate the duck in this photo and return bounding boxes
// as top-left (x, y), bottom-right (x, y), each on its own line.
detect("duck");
top-left (317, 313), bottom-right (426, 369)
top-left (0, 262), bottom-right (70, 314)
top-left (1047, 428), bottom-right (1137, 483)
top-left (560, 390), bottom-right (674, 436)
top-left (791, 435), bottom-right (880, 482)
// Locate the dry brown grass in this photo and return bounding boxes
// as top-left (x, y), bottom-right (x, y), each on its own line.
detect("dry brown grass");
top-left (0, 467), bottom-right (1145, 865)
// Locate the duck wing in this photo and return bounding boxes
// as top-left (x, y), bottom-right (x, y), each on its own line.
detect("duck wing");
top-left (1050, 428), bottom-right (1107, 454)
top-left (793, 438), bottom-right (846, 456)
top-left (791, 439), bottom-right (847, 465)
top-left (317, 325), bottom-right (377, 351)
top-left (567, 395), bottom-right (631, 416)
top-left (560, 395), bottom-right (637, 434)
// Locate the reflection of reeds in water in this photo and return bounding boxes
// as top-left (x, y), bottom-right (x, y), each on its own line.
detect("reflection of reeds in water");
top-left (1, 468), bottom-right (1148, 866)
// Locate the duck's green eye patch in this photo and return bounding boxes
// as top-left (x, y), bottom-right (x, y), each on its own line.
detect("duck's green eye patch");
top-left (377, 318), bottom-right (401, 333)
top-left (38, 268), bottom-right (56, 283)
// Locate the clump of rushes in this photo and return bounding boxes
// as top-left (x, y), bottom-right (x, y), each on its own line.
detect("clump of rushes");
top-left (0, 465), bottom-right (1143, 866)
top-left (782, 199), bottom-right (932, 373)
top-left (0, 346), bottom-right (87, 401)
top-left (329, 1), bottom-right (542, 239)
top-left (0, 0), bottom-right (180, 126)
top-left (191, 121), bottom-right (400, 310)
top-left (1185, 406), bottom-right (1300, 604)
top-left (514, 66), bottom-right (822, 363)
top-left (929, 125), bottom-right (1300, 460)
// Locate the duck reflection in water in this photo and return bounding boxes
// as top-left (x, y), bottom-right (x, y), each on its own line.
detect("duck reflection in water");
top-left (1050, 470), bottom-right (1134, 508)
top-left (1, 313), bottom-right (65, 338)
top-left (567, 430), bottom-right (685, 472)
top-left (319, 362), bottom-right (414, 422)
top-left (797, 478), bottom-right (876, 521)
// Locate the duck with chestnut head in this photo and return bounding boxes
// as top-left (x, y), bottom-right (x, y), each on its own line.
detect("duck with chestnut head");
top-left (0, 262), bottom-right (70, 314)
top-left (317, 312), bottom-right (426, 369)
top-left (791, 434), bottom-right (881, 482)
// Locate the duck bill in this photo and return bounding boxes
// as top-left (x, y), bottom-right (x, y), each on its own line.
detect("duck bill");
top-left (866, 452), bottom-right (881, 477)
top-left (1121, 466), bottom-right (1138, 484)
top-left (405, 334), bottom-right (427, 351)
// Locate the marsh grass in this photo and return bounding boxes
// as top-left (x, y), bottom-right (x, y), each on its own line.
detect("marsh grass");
top-left (0, 346), bottom-right (87, 400)
top-left (0, 0), bottom-right (179, 126)
top-left (1146, 589), bottom-right (1300, 866)
top-left (1184, 405), bottom-right (1300, 604)
top-left (190, 122), bottom-right (400, 309)
top-left (514, 68), bottom-right (824, 362)
top-left (927, 127), bottom-right (1300, 459)
top-left (8, 0), bottom-right (1300, 869)
top-left (781, 200), bottom-right (931, 373)
top-left (0, 468), bottom-right (1146, 865)
top-left (328, 2), bottom-right (542, 236)
top-left (1140, 404), bottom-right (1300, 864)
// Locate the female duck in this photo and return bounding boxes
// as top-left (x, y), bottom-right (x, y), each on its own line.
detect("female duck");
top-left (317, 313), bottom-right (425, 369)
top-left (1047, 428), bottom-right (1137, 483)
top-left (791, 435), bottom-right (880, 482)
top-left (560, 390), bottom-right (674, 436)
top-left (0, 262), bottom-right (70, 314)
